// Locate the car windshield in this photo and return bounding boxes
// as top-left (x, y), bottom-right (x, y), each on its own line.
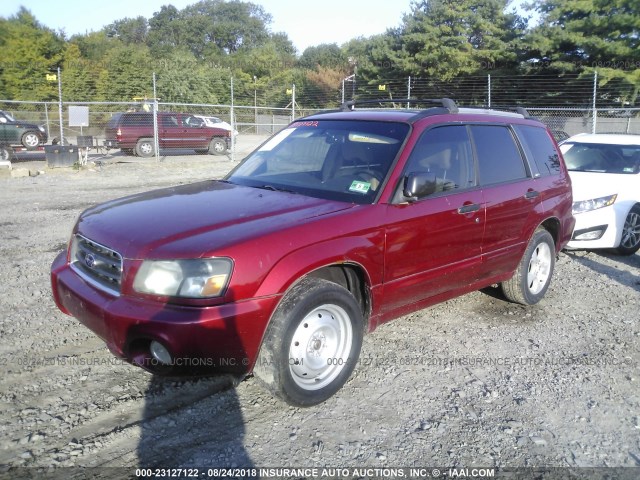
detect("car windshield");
top-left (560, 142), bottom-right (640, 174)
top-left (226, 120), bottom-right (410, 204)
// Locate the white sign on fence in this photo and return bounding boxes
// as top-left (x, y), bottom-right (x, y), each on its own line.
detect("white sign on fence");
top-left (68, 106), bottom-right (89, 127)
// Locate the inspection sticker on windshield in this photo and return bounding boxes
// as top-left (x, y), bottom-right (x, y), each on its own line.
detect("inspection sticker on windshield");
top-left (349, 180), bottom-right (371, 194)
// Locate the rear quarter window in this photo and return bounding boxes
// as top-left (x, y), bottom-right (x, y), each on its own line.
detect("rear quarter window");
top-left (514, 125), bottom-right (562, 176)
top-left (121, 114), bottom-right (153, 127)
top-left (470, 125), bottom-right (527, 185)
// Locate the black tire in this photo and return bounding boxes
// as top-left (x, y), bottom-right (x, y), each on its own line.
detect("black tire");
top-left (253, 277), bottom-right (363, 407)
top-left (614, 205), bottom-right (640, 255)
top-left (135, 138), bottom-right (155, 157)
top-left (21, 131), bottom-right (41, 149)
top-left (208, 137), bottom-right (227, 156)
top-left (501, 228), bottom-right (556, 305)
top-left (0, 145), bottom-right (11, 161)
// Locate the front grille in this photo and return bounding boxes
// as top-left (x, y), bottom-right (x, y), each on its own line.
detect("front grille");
top-left (71, 235), bottom-right (123, 295)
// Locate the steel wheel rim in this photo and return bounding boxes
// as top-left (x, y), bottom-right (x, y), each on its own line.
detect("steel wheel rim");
top-left (213, 141), bottom-right (225, 153)
top-left (140, 143), bottom-right (153, 155)
top-left (527, 241), bottom-right (552, 295)
top-left (288, 304), bottom-right (353, 391)
top-left (24, 133), bottom-right (39, 147)
top-left (621, 212), bottom-right (640, 249)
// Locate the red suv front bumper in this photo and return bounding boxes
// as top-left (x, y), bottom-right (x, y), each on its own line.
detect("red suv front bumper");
top-left (50, 251), bottom-right (277, 375)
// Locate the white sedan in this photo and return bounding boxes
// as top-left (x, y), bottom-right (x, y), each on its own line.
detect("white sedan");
top-left (193, 115), bottom-right (239, 136)
top-left (559, 133), bottom-right (640, 255)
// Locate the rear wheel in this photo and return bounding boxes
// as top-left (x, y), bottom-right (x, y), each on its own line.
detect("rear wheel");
top-left (614, 205), bottom-right (640, 255)
top-left (253, 278), bottom-right (363, 407)
top-left (208, 137), bottom-right (227, 156)
top-left (501, 228), bottom-right (555, 305)
top-left (21, 131), bottom-right (41, 149)
top-left (0, 145), bottom-right (11, 161)
top-left (135, 138), bottom-right (154, 157)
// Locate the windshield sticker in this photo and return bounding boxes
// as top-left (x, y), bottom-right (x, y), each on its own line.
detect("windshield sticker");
top-left (349, 180), bottom-right (371, 194)
top-left (623, 167), bottom-right (634, 173)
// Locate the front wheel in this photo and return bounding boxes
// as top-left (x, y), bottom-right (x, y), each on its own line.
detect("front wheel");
top-left (253, 278), bottom-right (363, 407)
top-left (501, 228), bottom-right (555, 305)
top-left (614, 205), bottom-right (640, 255)
top-left (21, 131), bottom-right (41, 149)
top-left (135, 138), bottom-right (155, 157)
top-left (208, 137), bottom-right (227, 156)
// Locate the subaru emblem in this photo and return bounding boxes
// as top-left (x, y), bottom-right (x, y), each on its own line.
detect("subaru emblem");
top-left (85, 253), bottom-right (96, 269)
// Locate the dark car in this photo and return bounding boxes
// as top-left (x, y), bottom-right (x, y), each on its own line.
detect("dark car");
top-left (51, 99), bottom-right (575, 406)
top-left (104, 111), bottom-right (231, 157)
top-left (0, 110), bottom-right (47, 149)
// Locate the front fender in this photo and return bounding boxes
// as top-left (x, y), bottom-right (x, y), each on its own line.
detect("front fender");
top-left (253, 231), bottom-right (384, 299)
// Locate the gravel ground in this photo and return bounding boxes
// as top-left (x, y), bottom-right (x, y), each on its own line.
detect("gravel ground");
top-left (0, 138), bottom-right (639, 479)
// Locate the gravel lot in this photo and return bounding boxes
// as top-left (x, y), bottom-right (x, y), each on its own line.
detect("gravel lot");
top-left (1, 137), bottom-right (639, 478)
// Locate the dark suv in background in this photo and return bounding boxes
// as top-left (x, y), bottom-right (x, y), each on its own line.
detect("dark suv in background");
top-left (105, 111), bottom-right (231, 157)
top-left (0, 110), bottom-right (48, 149)
top-left (52, 99), bottom-right (574, 407)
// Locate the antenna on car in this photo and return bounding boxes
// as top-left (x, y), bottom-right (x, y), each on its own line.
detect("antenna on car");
top-left (340, 98), bottom-right (458, 114)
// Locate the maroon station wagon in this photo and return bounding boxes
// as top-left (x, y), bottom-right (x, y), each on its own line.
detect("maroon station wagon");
top-left (51, 99), bottom-right (575, 406)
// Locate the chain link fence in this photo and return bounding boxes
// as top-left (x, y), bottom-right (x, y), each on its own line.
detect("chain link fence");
top-left (1, 71), bottom-right (638, 160)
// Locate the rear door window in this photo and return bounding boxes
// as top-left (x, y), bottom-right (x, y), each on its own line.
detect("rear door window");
top-left (470, 125), bottom-right (527, 185)
top-left (514, 125), bottom-right (561, 176)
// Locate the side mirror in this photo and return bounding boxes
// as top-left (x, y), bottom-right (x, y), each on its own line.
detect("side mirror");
top-left (403, 172), bottom-right (437, 200)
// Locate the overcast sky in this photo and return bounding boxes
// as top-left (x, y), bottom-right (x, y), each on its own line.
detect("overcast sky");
top-left (1, 0), bottom-right (419, 53)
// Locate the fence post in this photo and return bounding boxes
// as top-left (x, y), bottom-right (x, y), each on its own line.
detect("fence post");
top-left (153, 73), bottom-right (159, 162)
top-left (57, 67), bottom-right (64, 144)
top-left (44, 102), bottom-right (50, 141)
top-left (592, 71), bottom-right (598, 134)
top-left (291, 84), bottom-right (296, 120)
top-left (407, 76), bottom-right (411, 108)
top-left (230, 76), bottom-right (235, 163)
top-left (488, 74), bottom-right (491, 108)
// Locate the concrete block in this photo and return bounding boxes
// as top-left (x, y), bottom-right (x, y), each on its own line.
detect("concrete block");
top-left (10, 168), bottom-right (29, 178)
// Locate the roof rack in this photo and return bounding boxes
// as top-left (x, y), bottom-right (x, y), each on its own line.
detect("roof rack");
top-left (340, 98), bottom-right (458, 114)
top-left (456, 106), bottom-right (532, 119)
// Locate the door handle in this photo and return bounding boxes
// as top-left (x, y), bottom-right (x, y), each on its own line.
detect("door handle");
top-left (524, 190), bottom-right (540, 200)
top-left (458, 203), bottom-right (480, 214)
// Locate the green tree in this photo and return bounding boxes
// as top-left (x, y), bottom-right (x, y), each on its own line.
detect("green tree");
top-left (104, 16), bottom-right (148, 45)
top-left (391, 0), bottom-right (524, 80)
top-left (299, 44), bottom-right (348, 70)
top-left (526, 0), bottom-right (640, 105)
top-left (0, 7), bottom-right (64, 100)
top-left (94, 44), bottom-right (154, 101)
top-left (155, 50), bottom-right (231, 103)
top-left (61, 43), bottom-right (96, 101)
top-left (148, 0), bottom-right (274, 59)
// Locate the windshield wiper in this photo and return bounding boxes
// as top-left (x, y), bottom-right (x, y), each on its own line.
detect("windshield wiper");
top-left (255, 184), bottom-right (297, 194)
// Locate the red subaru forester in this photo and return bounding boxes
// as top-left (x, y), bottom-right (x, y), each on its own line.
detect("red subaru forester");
top-left (51, 99), bottom-right (574, 406)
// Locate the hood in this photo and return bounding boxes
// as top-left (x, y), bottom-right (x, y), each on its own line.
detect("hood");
top-left (75, 181), bottom-right (354, 259)
top-left (569, 171), bottom-right (638, 202)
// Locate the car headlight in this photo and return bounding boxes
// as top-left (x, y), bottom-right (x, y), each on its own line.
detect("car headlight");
top-left (572, 194), bottom-right (617, 215)
top-left (133, 258), bottom-right (233, 298)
